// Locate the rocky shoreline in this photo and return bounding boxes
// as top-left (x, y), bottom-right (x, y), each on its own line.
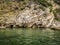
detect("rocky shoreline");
top-left (0, 0), bottom-right (60, 30)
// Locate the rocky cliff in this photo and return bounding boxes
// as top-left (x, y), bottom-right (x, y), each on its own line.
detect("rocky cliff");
top-left (0, 0), bottom-right (60, 29)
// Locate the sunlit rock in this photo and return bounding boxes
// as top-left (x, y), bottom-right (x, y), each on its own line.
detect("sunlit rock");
top-left (0, 0), bottom-right (60, 29)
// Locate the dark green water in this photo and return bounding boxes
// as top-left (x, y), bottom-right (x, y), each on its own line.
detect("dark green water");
top-left (0, 28), bottom-right (60, 45)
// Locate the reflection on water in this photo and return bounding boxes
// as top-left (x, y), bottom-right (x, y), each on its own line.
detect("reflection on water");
top-left (0, 28), bottom-right (60, 45)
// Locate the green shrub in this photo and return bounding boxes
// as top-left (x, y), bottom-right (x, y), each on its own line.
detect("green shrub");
top-left (34, 0), bottom-right (52, 7)
top-left (54, 0), bottom-right (60, 5)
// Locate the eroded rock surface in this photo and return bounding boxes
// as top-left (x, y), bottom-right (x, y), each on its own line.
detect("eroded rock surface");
top-left (16, 3), bottom-right (60, 29)
top-left (0, 2), bottom-right (60, 29)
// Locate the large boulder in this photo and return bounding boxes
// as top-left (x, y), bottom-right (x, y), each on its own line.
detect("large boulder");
top-left (16, 3), bottom-right (60, 29)
top-left (16, 3), bottom-right (54, 28)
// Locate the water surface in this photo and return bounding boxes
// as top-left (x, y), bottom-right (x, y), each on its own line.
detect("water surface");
top-left (0, 28), bottom-right (60, 45)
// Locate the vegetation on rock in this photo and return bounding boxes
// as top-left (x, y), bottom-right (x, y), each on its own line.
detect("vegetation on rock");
top-left (0, 0), bottom-right (60, 29)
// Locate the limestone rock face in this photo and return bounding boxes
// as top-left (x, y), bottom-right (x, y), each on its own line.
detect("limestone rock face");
top-left (16, 3), bottom-right (54, 28)
top-left (16, 3), bottom-right (60, 29)
top-left (51, 20), bottom-right (60, 29)
top-left (0, 12), bottom-right (17, 28)
top-left (0, 2), bottom-right (60, 29)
